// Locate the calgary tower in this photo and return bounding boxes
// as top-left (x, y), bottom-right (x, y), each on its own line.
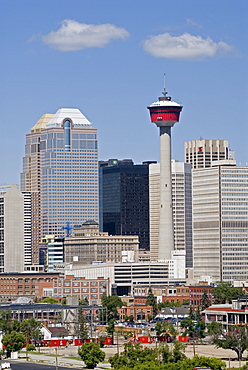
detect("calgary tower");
top-left (148, 84), bottom-right (183, 261)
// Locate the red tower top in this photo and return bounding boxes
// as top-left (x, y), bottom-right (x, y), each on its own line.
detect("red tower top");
top-left (148, 91), bottom-right (183, 127)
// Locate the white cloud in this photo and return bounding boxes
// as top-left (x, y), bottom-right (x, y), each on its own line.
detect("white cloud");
top-left (143, 32), bottom-right (233, 60)
top-left (42, 20), bottom-right (130, 51)
top-left (186, 18), bottom-right (202, 28)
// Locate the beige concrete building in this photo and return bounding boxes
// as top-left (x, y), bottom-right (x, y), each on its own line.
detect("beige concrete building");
top-left (192, 163), bottom-right (248, 282)
top-left (20, 114), bottom-right (51, 266)
top-left (64, 220), bottom-right (139, 264)
top-left (149, 161), bottom-right (192, 267)
top-left (185, 139), bottom-right (230, 169)
top-left (0, 185), bottom-right (24, 272)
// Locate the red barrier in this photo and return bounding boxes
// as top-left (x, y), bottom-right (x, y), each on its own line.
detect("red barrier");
top-left (43, 339), bottom-right (67, 347)
top-left (73, 339), bottom-right (83, 346)
top-left (178, 336), bottom-right (188, 342)
top-left (158, 336), bottom-right (172, 343)
top-left (103, 337), bottom-right (112, 345)
top-left (138, 336), bottom-right (151, 343)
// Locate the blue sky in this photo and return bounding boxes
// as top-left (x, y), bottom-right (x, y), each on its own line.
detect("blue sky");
top-left (1, 0), bottom-right (248, 185)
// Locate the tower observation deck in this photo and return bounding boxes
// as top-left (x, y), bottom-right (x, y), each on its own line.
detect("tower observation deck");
top-left (148, 90), bottom-right (183, 261)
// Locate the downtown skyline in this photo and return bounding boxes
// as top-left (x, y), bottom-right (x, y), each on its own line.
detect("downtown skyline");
top-left (1, 0), bottom-right (248, 185)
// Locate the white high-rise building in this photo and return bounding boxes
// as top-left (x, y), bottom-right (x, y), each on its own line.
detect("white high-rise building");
top-left (0, 185), bottom-right (25, 272)
top-left (192, 163), bottom-right (248, 282)
top-left (149, 161), bottom-right (192, 267)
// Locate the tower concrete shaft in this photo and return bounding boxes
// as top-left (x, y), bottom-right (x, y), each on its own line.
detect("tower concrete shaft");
top-left (159, 125), bottom-right (174, 260)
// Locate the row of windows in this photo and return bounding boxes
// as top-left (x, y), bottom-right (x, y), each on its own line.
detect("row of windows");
top-left (40, 133), bottom-right (97, 140)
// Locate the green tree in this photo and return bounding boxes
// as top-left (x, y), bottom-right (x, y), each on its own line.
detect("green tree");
top-left (180, 318), bottom-right (197, 339)
top-left (10, 319), bottom-right (21, 333)
top-left (20, 318), bottom-right (42, 360)
top-left (160, 340), bottom-right (186, 363)
top-left (109, 343), bottom-right (225, 370)
top-left (188, 306), bottom-right (195, 320)
top-left (79, 297), bottom-right (89, 306)
top-left (40, 297), bottom-right (59, 304)
top-left (77, 304), bottom-right (89, 341)
top-left (0, 311), bottom-right (12, 334)
top-left (181, 318), bottom-right (206, 343)
top-left (190, 355), bottom-right (226, 370)
top-left (101, 294), bottom-right (123, 322)
top-left (146, 287), bottom-right (157, 317)
top-left (157, 301), bottom-right (182, 310)
top-left (195, 306), bottom-right (202, 321)
top-left (78, 342), bottom-right (105, 369)
top-left (214, 325), bottom-right (248, 360)
top-left (172, 340), bottom-right (186, 362)
top-left (201, 291), bottom-right (211, 309)
top-left (106, 318), bottom-right (115, 344)
top-left (26, 344), bottom-right (36, 351)
top-left (2, 331), bottom-right (26, 357)
top-left (111, 356), bottom-right (225, 370)
top-left (207, 321), bottom-right (222, 343)
top-left (195, 320), bottom-right (206, 343)
top-left (155, 321), bottom-right (177, 341)
top-left (109, 342), bottom-right (158, 369)
top-left (212, 282), bottom-right (245, 304)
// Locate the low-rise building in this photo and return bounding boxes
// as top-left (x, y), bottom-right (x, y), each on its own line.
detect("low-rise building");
top-left (133, 285), bottom-right (190, 305)
top-left (189, 283), bottom-right (214, 307)
top-left (53, 275), bottom-right (110, 305)
top-left (64, 221), bottom-right (139, 264)
top-left (0, 272), bottom-right (61, 300)
top-left (203, 297), bottom-right (248, 328)
top-left (66, 262), bottom-right (187, 296)
top-left (118, 304), bottom-right (153, 321)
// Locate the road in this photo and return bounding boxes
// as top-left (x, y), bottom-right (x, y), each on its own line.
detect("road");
top-left (1, 362), bottom-right (75, 370)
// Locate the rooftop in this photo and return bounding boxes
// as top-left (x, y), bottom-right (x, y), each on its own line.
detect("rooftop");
top-left (46, 108), bottom-right (92, 128)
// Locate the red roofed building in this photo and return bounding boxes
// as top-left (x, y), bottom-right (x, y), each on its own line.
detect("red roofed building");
top-left (202, 297), bottom-right (248, 328)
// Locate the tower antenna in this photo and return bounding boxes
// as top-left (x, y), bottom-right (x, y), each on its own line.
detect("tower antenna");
top-left (163, 73), bottom-right (167, 96)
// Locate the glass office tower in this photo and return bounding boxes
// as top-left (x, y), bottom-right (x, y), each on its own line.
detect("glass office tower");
top-left (21, 108), bottom-right (99, 240)
top-left (99, 159), bottom-right (150, 251)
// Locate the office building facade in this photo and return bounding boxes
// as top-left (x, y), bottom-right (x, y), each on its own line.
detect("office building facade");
top-left (149, 161), bottom-right (192, 267)
top-left (192, 164), bottom-right (248, 282)
top-left (185, 139), bottom-right (230, 169)
top-left (99, 159), bottom-right (150, 250)
top-left (66, 261), bottom-right (187, 296)
top-left (47, 239), bottom-right (64, 272)
top-left (0, 185), bottom-right (25, 272)
top-left (21, 108), bottom-right (99, 241)
top-left (64, 220), bottom-right (139, 265)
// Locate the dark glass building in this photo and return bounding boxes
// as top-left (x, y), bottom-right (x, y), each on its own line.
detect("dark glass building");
top-left (99, 159), bottom-right (153, 251)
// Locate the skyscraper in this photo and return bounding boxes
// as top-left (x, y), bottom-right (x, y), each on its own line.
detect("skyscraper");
top-left (0, 185), bottom-right (25, 272)
top-left (99, 159), bottom-right (150, 250)
top-left (149, 161), bottom-right (192, 267)
top-left (185, 139), bottom-right (230, 169)
top-left (21, 108), bottom-right (99, 243)
top-left (192, 162), bottom-right (248, 282)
